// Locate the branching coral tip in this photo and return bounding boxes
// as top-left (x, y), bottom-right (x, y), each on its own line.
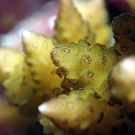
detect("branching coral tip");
top-left (22, 30), bottom-right (32, 38)
top-left (38, 103), bottom-right (47, 113)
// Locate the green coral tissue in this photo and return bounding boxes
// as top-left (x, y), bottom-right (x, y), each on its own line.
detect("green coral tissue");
top-left (1, 0), bottom-right (135, 134)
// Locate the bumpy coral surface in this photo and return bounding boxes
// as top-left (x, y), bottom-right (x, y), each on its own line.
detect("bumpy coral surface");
top-left (22, 30), bottom-right (63, 99)
top-left (1, 0), bottom-right (135, 134)
top-left (74, 0), bottom-right (111, 45)
top-left (51, 39), bottom-right (118, 93)
top-left (54, 0), bottom-right (95, 45)
top-left (39, 91), bottom-right (107, 134)
top-left (0, 30), bottom-right (64, 107)
top-left (0, 48), bottom-right (33, 105)
top-left (39, 12), bottom-right (135, 135)
top-left (112, 13), bottom-right (135, 58)
top-left (39, 89), bottom-right (135, 135)
top-left (74, 0), bottom-right (108, 30)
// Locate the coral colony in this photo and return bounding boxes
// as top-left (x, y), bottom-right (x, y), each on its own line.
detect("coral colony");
top-left (1, 0), bottom-right (135, 134)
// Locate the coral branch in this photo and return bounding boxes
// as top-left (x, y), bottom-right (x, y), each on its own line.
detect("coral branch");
top-left (0, 48), bottom-right (33, 105)
top-left (112, 13), bottom-right (135, 59)
top-left (22, 30), bottom-right (63, 100)
top-left (108, 56), bottom-right (135, 102)
top-left (51, 39), bottom-right (118, 92)
top-left (54, 0), bottom-right (95, 45)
